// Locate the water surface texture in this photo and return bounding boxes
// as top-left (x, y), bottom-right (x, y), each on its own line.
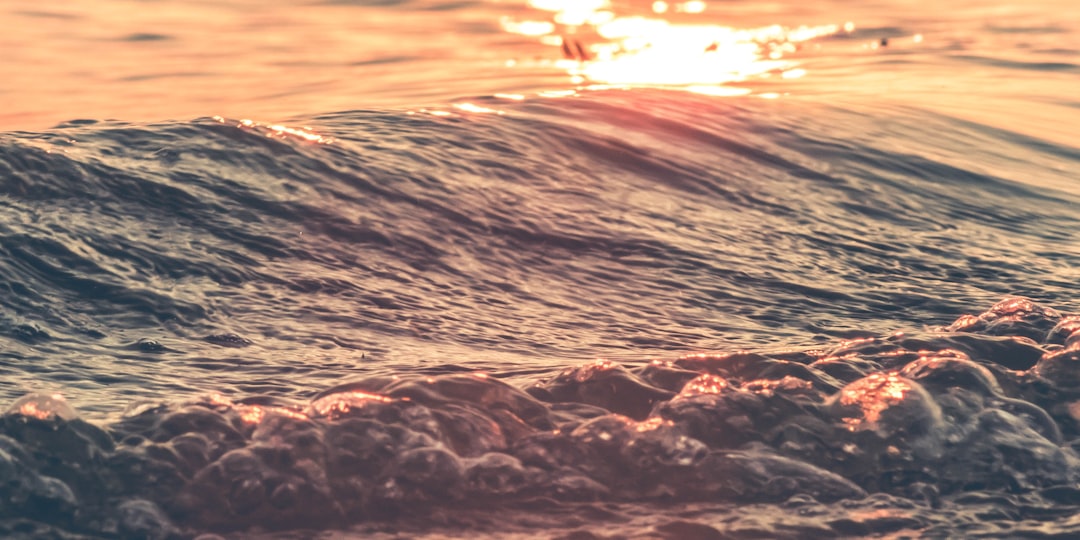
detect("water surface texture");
top-left (2, 0), bottom-right (1080, 538)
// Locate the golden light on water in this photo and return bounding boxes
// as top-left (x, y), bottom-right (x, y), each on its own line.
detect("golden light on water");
top-left (308, 390), bottom-right (394, 418)
top-left (528, 0), bottom-right (612, 26)
top-left (213, 116), bottom-right (335, 144)
top-left (453, 102), bottom-right (506, 115)
top-left (238, 404), bottom-right (309, 425)
top-left (502, 0), bottom-right (848, 95)
top-left (573, 359), bottom-right (618, 381)
top-left (500, 19), bottom-right (557, 37)
top-left (8, 393), bottom-right (78, 421)
top-left (838, 372), bottom-right (912, 429)
top-left (634, 416), bottom-right (671, 432)
top-left (679, 373), bottom-right (729, 396)
top-left (18, 400), bottom-right (56, 420)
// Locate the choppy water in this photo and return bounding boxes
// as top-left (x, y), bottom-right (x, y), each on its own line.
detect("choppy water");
top-left (2, 0), bottom-right (1080, 538)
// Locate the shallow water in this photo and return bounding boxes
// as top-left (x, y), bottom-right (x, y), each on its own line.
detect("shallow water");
top-left (2, 0), bottom-right (1080, 538)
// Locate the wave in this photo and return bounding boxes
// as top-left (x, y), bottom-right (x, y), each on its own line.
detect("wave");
top-left (3, 298), bottom-right (1080, 538)
top-left (2, 92), bottom-right (1078, 358)
top-left (2, 88), bottom-right (1080, 536)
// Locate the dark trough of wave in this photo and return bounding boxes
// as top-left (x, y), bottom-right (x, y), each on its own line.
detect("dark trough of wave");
top-left (4, 298), bottom-right (1080, 538)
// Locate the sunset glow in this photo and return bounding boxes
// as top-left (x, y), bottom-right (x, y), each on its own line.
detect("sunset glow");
top-left (308, 390), bottom-right (394, 418)
top-left (838, 373), bottom-right (912, 429)
top-left (238, 404), bottom-right (309, 425)
top-left (502, 0), bottom-right (847, 94)
top-left (679, 373), bottom-right (730, 396)
top-left (634, 416), bottom-right (672, 432)
top-left (573, 359), bottom-right (618, 381)
top-left (453, 102), bottom-right (505, 115)
top-left (6, 393), bottom-right (77, 421)
top-left (19, 400), bottom-right (54, 420)
top-left (213, 116), bottom-right (334, 144)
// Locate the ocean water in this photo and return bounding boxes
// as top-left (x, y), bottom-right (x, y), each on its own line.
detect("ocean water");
top-left (2, 0), bottom-right (1080, 538)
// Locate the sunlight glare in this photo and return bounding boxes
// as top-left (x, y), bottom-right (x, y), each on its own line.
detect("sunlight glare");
top-left (501, 18), bottom-right (557, 37)
top-left (454, 102), bottom-right (506, 114)
top-left (213, 116), bottom-right (334, 144)
top-left (838, 372), bottom-right (912, 429)
top-left (679, 1), bottom-right (706, 14)
top-left (508, 1), bottom-right (845, 94)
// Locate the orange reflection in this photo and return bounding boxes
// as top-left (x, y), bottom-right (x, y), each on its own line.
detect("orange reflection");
top-left (635, 416), bottom-right (672, 432)
top-left (500, 18), bottom-right (556, 37)
top-left (18, 401), bottom-right (53, 420)
top-left (745, 376), bottom-right (814, 397)
top-left (528, 0), bottom-right (612, 26)
top-left (944, 297), bottom-right (1062, 333)
top-left (453, 102), bottom-right (506, 115)
top-left (308, 390), bottom-right (393, 417)
top-left (679, 373), bottom-right (729, 396)
top-left (240, 407), bottom-right (265, 425)
top-left (838, 372), bottom-right (911, 430)
top-left (10, 393), bottom-right (77, 421)
top-left (503, 0), bottom-right (846, 94)
top-left (237, 404), bottom-right (309, 425)
top-left (572, 359), bottom-right (618, 381)
top-left (213, 116), bottom-right (334, 144)
top-left (686, 85), bottom-right (751, 97)
top-left (1057, 316), bottom-right (1080, 350)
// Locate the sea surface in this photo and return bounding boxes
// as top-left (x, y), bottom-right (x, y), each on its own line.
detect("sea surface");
top-left (2, 0), bottom-right (1080, 538)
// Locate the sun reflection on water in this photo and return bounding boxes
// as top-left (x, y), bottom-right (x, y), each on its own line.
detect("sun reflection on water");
top-left (679, 373), bottom-right (729, 396)
top-left (502, 0), bottom-right (848, 95)
top-left (212, 116), bottom-right (334, 144)
top-left (7, 393), bottom-right (79, 421)
top-left (308, 390), bottom-right (394, 418)
top-left (837, 372), bottom-right (912, 430)
top-left (238, 404), bottom-right (309, 425)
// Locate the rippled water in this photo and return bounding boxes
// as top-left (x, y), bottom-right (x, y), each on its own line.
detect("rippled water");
top-left (2, 0), bottom-right (1080, 538)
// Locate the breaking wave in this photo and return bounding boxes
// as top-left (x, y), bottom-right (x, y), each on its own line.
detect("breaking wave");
top-left (2, 87), bottom-right (1080, 538)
